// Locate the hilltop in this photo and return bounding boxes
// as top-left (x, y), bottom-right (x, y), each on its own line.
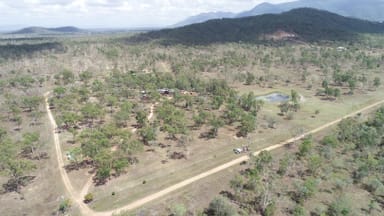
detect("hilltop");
top-left (11, 26), bottom-right (82, 34)
top-left (237, 0), bottom-right (384, 21)
top-left (175, 0), bottom-right (384, 27)
top-left (172, 12), bottom-right (235, 27)
top-left (131, 8), bottom-right (384, 45)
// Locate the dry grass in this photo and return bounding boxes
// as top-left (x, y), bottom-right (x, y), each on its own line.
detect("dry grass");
top-left (87, 82), bottom-right (384, 212)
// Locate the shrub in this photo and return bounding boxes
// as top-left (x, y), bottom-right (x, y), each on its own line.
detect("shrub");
top-left (327, 196), bottom-right (351, 216)
top-left (287, 111), bottom-right (295, 120)
top-left (84, 193), bottom-right (94, 203)
top-left (59, 198), bottom-right (71, 213)
top-left (294, 178), bottom-right (319, 203)
top-left (298, 138), bottom-right (312, 158)
top-left (170, 204), bottom-right (187, 216)
top-left (264, 201), bottom-right (276, 216)
top-left (207, 196), bottom-right (237, 216)
top-left (365, 177), bottom-right (384, 195)
top-left (293, 204), bottom-right (305, 216)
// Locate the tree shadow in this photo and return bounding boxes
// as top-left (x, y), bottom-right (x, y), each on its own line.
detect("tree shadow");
top-left (1, 176), bottom-right (36, 194)
top-left (64, 160), bottom-right (93, 173)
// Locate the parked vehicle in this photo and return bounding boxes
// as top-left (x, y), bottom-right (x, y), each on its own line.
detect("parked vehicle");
top-left (233, 148), bottom-right (243, 154)
top-left (233, 145), bottom-right (250, 154)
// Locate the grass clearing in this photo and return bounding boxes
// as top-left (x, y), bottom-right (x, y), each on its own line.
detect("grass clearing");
top-left (84, 83), bottom-right (384, 211)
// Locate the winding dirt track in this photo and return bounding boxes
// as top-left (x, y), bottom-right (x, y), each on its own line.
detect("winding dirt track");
top-left (45, 91), bottom-right (384, 216)
top-left (44, 92), bottom-right (94, 215)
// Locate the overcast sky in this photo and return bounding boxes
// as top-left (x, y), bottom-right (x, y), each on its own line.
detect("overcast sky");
top-left (0, 0), bottom-right (294, 28)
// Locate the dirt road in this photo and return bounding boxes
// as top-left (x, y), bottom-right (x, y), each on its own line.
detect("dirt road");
top-left (105, 99), bottom-right (384, 215)
top-left (44, 93), bottom-right (95, 215)
top-left (45, 91), bottom-right (384, 215)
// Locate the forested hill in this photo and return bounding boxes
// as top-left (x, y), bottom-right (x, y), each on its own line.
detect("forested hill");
top-left (131, 8), bottom-right (384, 45)
top-left (11, 26), bottom-right (82, 34)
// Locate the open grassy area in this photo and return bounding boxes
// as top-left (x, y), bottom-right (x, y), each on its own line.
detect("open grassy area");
top-left (87, 83), bottom-right (384, 211)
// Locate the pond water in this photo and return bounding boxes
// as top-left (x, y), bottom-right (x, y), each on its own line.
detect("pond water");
top-left (256, 93), bottom-right (290, 102)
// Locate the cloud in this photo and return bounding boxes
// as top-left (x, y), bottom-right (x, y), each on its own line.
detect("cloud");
top-left (0, 0), bottom-right (294, 28)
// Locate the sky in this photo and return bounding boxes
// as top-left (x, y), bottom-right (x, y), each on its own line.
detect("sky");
top-left (0, 0), bottom-right (294, 29)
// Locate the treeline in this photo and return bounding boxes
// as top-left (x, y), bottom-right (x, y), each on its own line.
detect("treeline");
top-left (0, 42), bottom-right (65, 59)
top-left (202, 107), bottom-right (384, 216)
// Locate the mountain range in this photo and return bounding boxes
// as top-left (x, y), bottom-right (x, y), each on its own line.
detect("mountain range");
top-left (11, 26), bottom-right (82, 34)
top-left (174, 0), bottom-right (384, 27)
top-left (132, 8), bottom-right (384, 45)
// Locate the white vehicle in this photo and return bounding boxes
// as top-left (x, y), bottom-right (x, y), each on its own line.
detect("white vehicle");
top-left (233, 145), bottom-right (250, 154)
top-left (233, 148), bottom-right (243, 154)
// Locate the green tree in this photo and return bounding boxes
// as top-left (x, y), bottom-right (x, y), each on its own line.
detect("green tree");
top-left (193, 110), bottom-right (208, 128)
top-left (277, 155), bottom-right (291, 176)
top-left (80, 129), bottom-right (110, 159)
top-left (170, 204), bottom-right (187, 216)
top-left (333, 88), bottom-right (341, 98)
top-left (264, 201), bottom-right (276, 216)
top-left (77, 86), bottom-right (90, 103)
top-left (61, 112), bottom-right (81, 128)
top-left (68, 147), bottom-right (82, 168)
top-left (293, 205), bottom-right (305, 216)
top-left (81, 103), bottom-right (104, 125)
top-left (239, 92), bottom-right (263, 114)
top-left (208, 115), bottom-right (224, 138)
top-left (79, 70), bottom-right (92, 84)
top-left (223, 100), bottom-right (242, 124)
top-left (230, 175), bottom-right (244, 197)
top-left (105, 95), bottom-right (118, 113)
top-left (53, 86), bottom-right (66, 98)
top-left (248, 151), bottom-right (275, 214)
top-left (60, 69), bottom-right (75, 85)
top-left (207, 196), bottom-right (237, 216)
top-left (325, 87), bottom-right (334, 99)
top-left (21, 96), bottom-right (42, 112)
top-left (135, 110), bottom-right (148, 128)
top-left (355, 125), bottom-right (380, 150)
top-left (279, 102), bottom-right (290, 115)
top-left (291, 90), bottom-right (299, 104)
top-left (211, 95), bottom-right (225, 110)
top-left (112, 157), bottom-right (129, 176)
top-left (157, 103), bottom-right (188, 139)
top-left (322, 135), bottom-right (339, 148)
top-left (294, 177), bottom-right (319, 203)
top-left (84, 193), bottom-right (94, 203)
top-left (6, 98), bottom-right (21, 122)
top-left (348, 79), bottom-right (356, 94)
top-left (322, 80), bottom-right (329, 89)
top-left (327, 195), bottom-right (351, 216)
top-left (308, 155), bottom-right (323, 176)
top-left (14, 115), bottom-right (22, 130)
top-left (337, 118), bottom-right (358, 143)
top-left (114, 110), bottom-right (131, 128)
top-left (373, 77), bottom-right (381, 89)
top-left (245, 72), bottom-right (256, 85)
top-left (2, 158), bottom-right (36, 192)
top-left (138, 125), bottom-right (157, 145)
top-left (58, 198), bottom-right (72, 214)
top-left (95, 149), bottom-right (113, 168)
top-left (238, 113), bottom-right (256, 137)
top-left (368, 200), bottom-right (379, 214)
top-left (121, 101), bottom-right (133, 113)
top-left (21, 132), bottom-right (42, 160)
top-left (298, 138), bottom-right (312, 158)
